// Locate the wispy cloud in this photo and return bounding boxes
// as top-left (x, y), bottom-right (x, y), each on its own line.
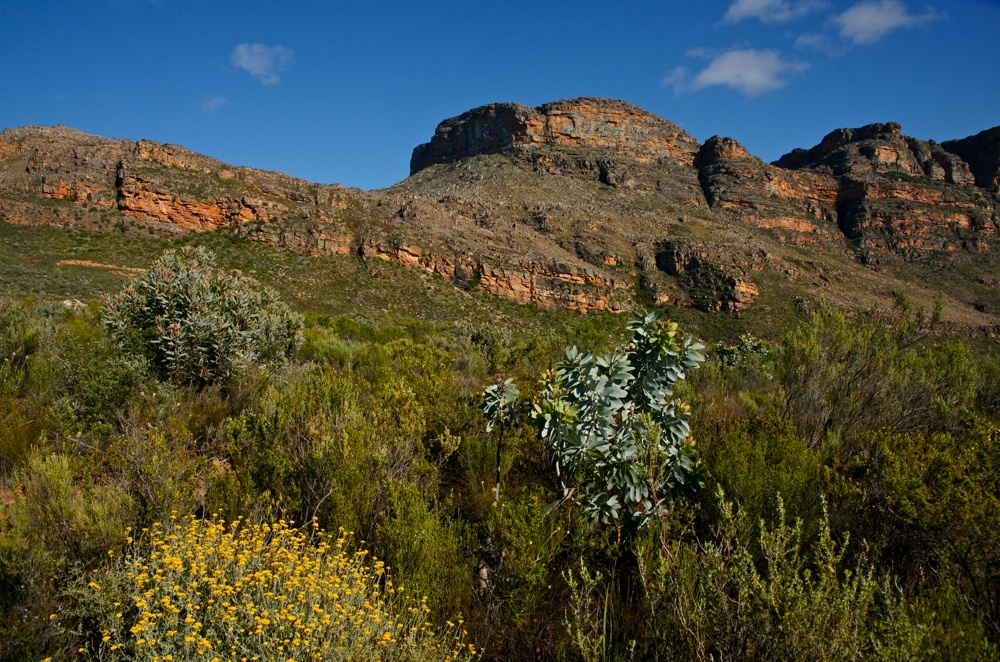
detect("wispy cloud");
top-left (673, 48), bottom-right (808, 96)
top-left (661, 66), bottom-right (689, 92)
top-left (795, 33), bottom-right (827, 48)
top-left (832, 0), bottom-right (940, 44)
top-left (724, 0), bottom-right (827, 23)
top-left (231, 43), bottom-right (294, 85)
top-left (794, 31), bottom-right (849, 55)
top-left (201, 95), bottom-right (228, 114)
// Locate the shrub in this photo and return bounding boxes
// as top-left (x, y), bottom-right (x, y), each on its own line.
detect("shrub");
top-left (700, 414), bottom-right (824, 544)
top-left (82, 515), bottom-right (474, 661)
top-left (103, 247), bottom-right (303, 387)
top-left (518, 312), bottom-right (705, 528)
top-left (831, 423), bottom-right (1000, 639)
top-left (51, 313), bottom-right (149, 433)
top-left (0, 297), bottom-right (40, 373)
top-left (0, 452), bottom-right (132, 660)
top-left (635, 493), bottom-right (927, 660)
top-left (778, 307), bottom-right (977, 448)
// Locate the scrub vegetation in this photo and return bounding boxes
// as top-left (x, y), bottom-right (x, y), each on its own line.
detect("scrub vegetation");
top-left (0, 246), bottom-right (998, 660)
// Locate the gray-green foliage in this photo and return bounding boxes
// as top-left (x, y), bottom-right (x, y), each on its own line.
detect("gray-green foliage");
top-left (715, 333), bottom-right (769, 370)
top-left (482, 377), bottom-right (520, 434)
top-left (482, 377), bottom-right (521, 502)
top-left (103, 247), bottom-right (303, 387)
top-left (529, 312), bottom-right (705, 527)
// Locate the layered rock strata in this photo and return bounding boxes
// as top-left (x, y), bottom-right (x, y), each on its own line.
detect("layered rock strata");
top-left (410, 98), bottom-right (700, 175)
top-left (775, 122), bottom-right (999, 254)
top-left (696, 136), bottom-right (841, 246)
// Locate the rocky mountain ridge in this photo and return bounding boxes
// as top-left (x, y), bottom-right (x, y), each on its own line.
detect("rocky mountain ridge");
top-left (1, 98), bottom-right (998, 329)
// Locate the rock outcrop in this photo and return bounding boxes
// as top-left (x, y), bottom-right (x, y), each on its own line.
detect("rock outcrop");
top-left (654, 239), bottom-right (759, 312)
top-left (1, 125), bottom-right (349, 234)
top-left (775, 122), bottom-right (999, 254)
top-left (942, 126), bottom-right (1000, 192)
top-left (696, 136), bottom-right (842, 245)
top-left (776, 122), bottom-right (974, 184)
top-left (410, 98), bottom-right (700, 175)
top-left (3, 105), bottom-right (1000, 320)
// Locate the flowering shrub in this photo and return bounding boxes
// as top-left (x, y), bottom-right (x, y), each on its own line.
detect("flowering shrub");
top-left (88, 516), bottom-right (474, 661)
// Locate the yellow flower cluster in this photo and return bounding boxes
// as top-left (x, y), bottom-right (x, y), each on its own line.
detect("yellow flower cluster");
top-left (98, 515), bottom-right (475, 661)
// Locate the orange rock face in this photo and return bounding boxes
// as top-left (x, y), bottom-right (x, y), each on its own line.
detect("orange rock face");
top-left (114, 171), bottom-right (285, 232)
top-left (697, 136), bottom-right (843, 244)
top-left (41, 180), bottom-right (107, 203)
top-left (117, 177), bottom-right (227, 231)
top-left (366, 242), bottom-right (627, 313)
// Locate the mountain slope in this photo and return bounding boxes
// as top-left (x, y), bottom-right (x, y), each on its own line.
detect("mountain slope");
top-left (1, 99), bottom-right (998, 335)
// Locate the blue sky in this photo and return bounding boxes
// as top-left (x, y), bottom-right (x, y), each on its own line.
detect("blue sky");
top-left (2, 1), bottom-right (998, 190)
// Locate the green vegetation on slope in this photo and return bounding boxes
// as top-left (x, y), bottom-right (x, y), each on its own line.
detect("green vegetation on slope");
top-left (0, 236), bottom-right (998, 660)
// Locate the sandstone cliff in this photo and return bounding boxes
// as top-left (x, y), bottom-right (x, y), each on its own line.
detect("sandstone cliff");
top-left (774, 122), bottom-right (998, 255)
top-left (410, 98), bottom-right (700, 175)
top-left (942, 126), bottom-right (1000, 192)
top-left (695, 136), bottom-right (842, 246)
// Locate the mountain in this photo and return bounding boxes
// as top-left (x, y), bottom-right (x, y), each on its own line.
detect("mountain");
top-left (1, 98), bottom-right (998, 335)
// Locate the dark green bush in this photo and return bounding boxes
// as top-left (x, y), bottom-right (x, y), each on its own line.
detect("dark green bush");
top-left (830, 422), bottom-right (1000, 640)
top-left (700, 414), bottom-right (824, 542)
top-left (633, 494), bottom-right (936, 660)
top-left (0, 452), bottom-right (133, 660)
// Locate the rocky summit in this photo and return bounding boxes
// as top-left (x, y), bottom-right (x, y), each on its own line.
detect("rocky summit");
top-left (410, 98), bottom-right (700, 175)
top-left (1, 98), bottom-right (999, 330)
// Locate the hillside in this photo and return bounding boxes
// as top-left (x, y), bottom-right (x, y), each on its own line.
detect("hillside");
top-left (1, 98), bottom-right (999, 336)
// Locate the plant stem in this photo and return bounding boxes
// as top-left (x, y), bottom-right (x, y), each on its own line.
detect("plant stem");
top-left (494, 424), bottom-right (504, 503)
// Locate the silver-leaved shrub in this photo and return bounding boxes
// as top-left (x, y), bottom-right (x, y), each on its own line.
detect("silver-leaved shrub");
top-left (103, 246), bottom-right (303, 387)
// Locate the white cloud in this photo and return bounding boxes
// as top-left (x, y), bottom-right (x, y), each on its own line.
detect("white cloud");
top-left (832, 0), bottom-right (939, 44)
top-left (201, 95), bottom-right (227, 114)
top-left (661, 66), bottom-right (689, 93)
top-left (794, 32), bottom-right (847, 55)
top-left (685, 47), bottom-right (716, 59)
top-left (795, 33), bottom-right (827, 48)
top-left (690, 48), bottom-right (809, 96)
top-left (724, 0), bottom-right (827, 23)
top-left (231, 43), bottom-right (294, 85)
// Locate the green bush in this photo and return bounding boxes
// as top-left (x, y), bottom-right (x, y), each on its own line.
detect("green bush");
top-left (635, 493), bottom-right (928, 660)
top-left (778, 307), bottom-right (977, 448)
top-left (518, 312), bottom-right (705, 528)
top-left (0, 452), bottom-right (133, 660)
top-left (0, 297), bottom-right (40, 373)
top-left (376, 481), bottom-right (473, 617)
top-left (700, 414), bottom-right (824, 543)
top-left (50, 312), bottom-right (149, 434)
top-left (831, 422), bottom-right (1000, 639)
top-left (103, 247), bottom-right (303, 387)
